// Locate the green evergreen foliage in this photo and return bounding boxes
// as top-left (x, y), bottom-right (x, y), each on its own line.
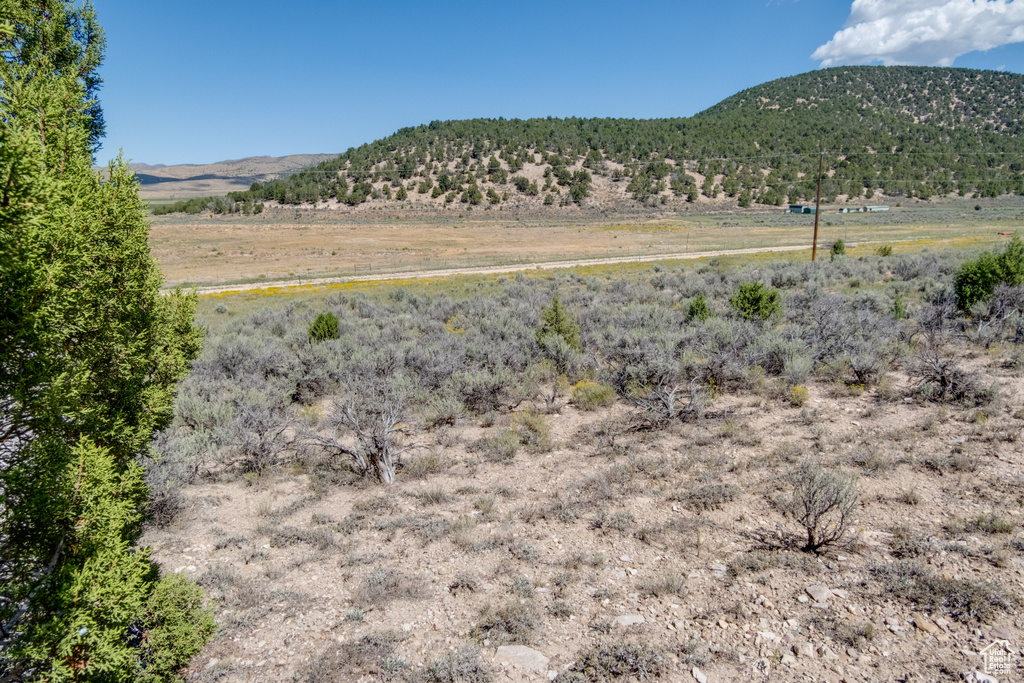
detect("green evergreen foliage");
top-left (0, 2), bottom-right (211, 678)
top-left (14, 442), bottom-right (155, 680)
top-left (892, 294), bottom-right (907, 320)
top-left (830, 239), bottom-right (846, 261)
top-left (686, 294), bottom-right (714, 322)
top-left (954, 234), bottom-right (1024, 310)
top-left (729, 282), bottom-right (782, 321)
top-left (151, 195), bottom-right (239, 215)
top-left (308, 311), bottom-right (340, 343)
top-left (0, 0), bottom-right (106, 150)
top-left (189, 66), bottom-right (1024, 213)
top-left (536, 297), bottom-right (583, 353)
top-left (135, 574), bottom-right (216, 682)
top-left (462, 184), bottom-right (482, 205)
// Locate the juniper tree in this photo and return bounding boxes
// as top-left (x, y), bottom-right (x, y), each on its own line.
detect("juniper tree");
top-left (0, 2), bottom-right (211, 678)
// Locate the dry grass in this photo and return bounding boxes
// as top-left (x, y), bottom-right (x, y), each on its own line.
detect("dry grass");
top-left (150, 204), bottom-right (1011, 287)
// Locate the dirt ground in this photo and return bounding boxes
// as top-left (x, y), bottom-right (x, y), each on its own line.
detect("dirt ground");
top-left (145, 360), bottom-right (1024, 682)
top-left (149, 201), bottom-right (1018, 288)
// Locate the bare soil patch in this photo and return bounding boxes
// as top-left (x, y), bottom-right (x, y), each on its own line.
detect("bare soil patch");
top-left (145, 366), bottom-right (1024, 682)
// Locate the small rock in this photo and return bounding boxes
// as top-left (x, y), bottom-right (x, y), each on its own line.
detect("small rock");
top-left (912, 613), bottom-right (939, 634)
top-left (613, 615), bottom-right (645, 627)
top-left (793, 642), bottom-right (815, 659)
top-left (797, 594), bottom-right (809, 603)
top-left (494, 646), bottom-right (550, 672)
top-left (805, 585), bottom-right (834, 603)
top-left (692, 666), bottom-right (708, 683)
top-left (963, 672), bottom-right (998, 683)
top-left (547, 671), bottom-right (557, 681)
top-left (832, 588), bottom-right (849, 599)
top-left (205, 659), bottom-right (219, 670)
top-left (780, 653), bottom-right (797, 666)
top-left (990, 627), bottom-right (1012, 641)
top-left (619, 555), bottom-right (631, 562)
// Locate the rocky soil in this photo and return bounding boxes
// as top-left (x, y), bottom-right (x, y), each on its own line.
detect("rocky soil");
top-left (144, 364), bottom-right (1024, 683)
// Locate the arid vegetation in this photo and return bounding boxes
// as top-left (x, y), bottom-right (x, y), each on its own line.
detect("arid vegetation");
top-left (152, 67), bottom-right (1024, 217)
top-left (144, 243), bottom-right (1024, 681)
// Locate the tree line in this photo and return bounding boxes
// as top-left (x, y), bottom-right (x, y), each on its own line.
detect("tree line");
top-left (157, 65), bottom-right (1024, 213)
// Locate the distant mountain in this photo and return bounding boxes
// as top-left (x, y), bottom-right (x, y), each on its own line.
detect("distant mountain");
top-left (121, 154), bottom-right (337, 199)
top-left (163, 67), bottom-right (1024, 214)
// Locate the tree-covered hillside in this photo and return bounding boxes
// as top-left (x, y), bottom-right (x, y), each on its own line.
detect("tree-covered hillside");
top-left (186, 66), bottom-right (1024, 214)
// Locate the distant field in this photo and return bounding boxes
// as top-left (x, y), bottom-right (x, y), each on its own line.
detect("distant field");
top-left (149, 196), bottom-right (1024, 287)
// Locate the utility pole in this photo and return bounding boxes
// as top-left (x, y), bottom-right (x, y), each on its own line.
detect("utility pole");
top-left (812, 151), bottom-right (823, 261)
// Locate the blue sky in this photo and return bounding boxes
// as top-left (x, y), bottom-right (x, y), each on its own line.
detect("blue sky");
top-left (91, 0), bottom-right (1024, 166)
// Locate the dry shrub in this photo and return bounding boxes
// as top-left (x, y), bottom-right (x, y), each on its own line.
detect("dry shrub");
top-left (294, 631), bottom-right (406, 683)
top-left (513, 409), bottom-right (553, 452)
top-left (417, 647), bottom-right (492, 683)
top-left (910, 350), bottom-right (997, 406)
top-left (572, 380), bottom-right (617, 411)
top-left (638, 572), bottom-right (687, 598)
top-left (672, 482), bottom-right (741, 511)
top-left (789, 462), bottom-right (858, 553)
top-left (889, 524), bottom-right (927, 559)
top-left (871, 560), bottom-right (1016, 623)
top-left (404, 452), bottom-right (450, 479)
top-left (475, 428), bottom-right (519, 462)
top-left (472, 601), bottom-right (538, 645)
top-left (263, 525), bottom-right (335, 550)
top-left (836, 621), bottom-right (876, 648)
top-left (727, 550), bottom-right (816, 578)
top-left (556, 642), bottom-right (668, 682)
top-left (354, 567), bottom-right (427, 607)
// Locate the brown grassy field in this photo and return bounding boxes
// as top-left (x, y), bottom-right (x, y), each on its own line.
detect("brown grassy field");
top-left (150, 197), bottom-right (1024, 288)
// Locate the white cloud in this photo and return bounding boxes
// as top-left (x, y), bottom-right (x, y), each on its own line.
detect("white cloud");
top-left (813, 0), bottom-right (1024, 67)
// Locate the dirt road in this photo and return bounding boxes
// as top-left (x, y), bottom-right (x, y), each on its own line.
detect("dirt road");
top-left (183, 244), bottom-right (819, 295)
